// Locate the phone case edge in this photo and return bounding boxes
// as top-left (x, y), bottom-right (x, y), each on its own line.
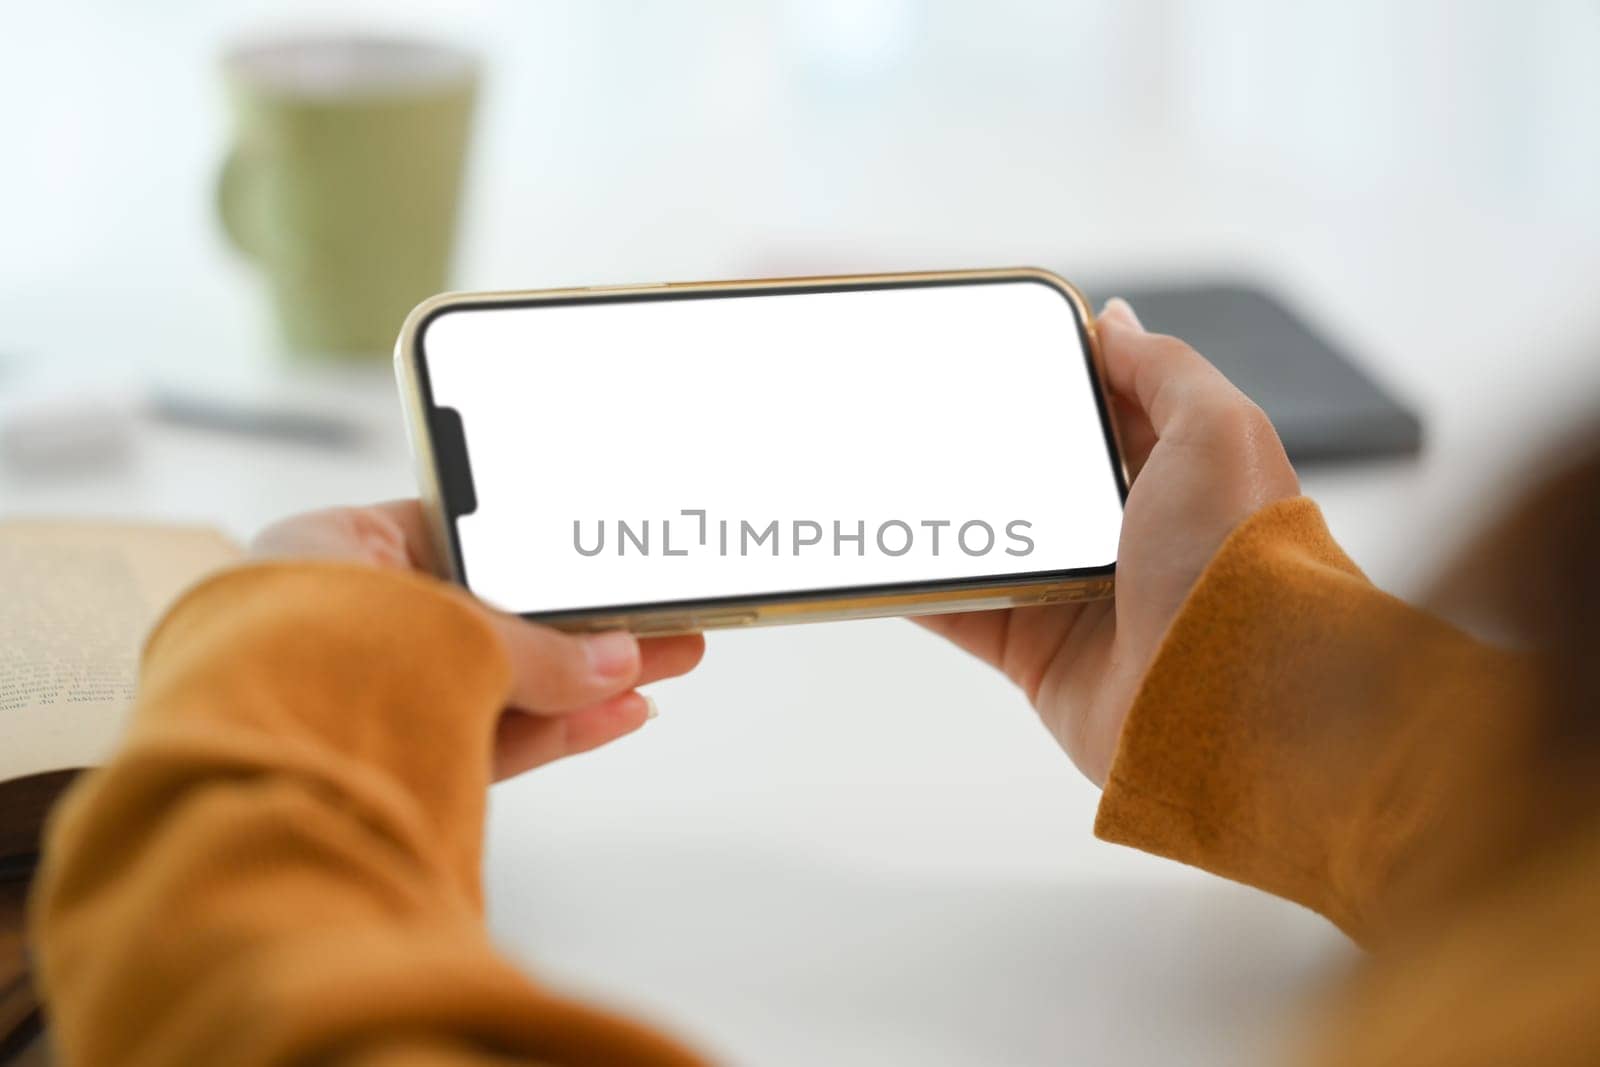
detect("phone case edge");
top-left (392, 267), bottom-right (1122, 634)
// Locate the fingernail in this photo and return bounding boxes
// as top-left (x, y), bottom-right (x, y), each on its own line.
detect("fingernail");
top-left (584, 631), bottom-right (638, 679)
top-left (1101, 297), bottom-right (1144, 331)
top-left (643, 695), bottom-right (659, 720)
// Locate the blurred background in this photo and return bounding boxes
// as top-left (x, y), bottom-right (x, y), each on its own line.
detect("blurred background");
top-left (5, 2), bottom-right (1600, 1064)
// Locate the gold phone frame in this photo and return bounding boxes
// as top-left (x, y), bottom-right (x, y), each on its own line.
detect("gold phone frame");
top-left (394, 267), bottom-right (1127, 634)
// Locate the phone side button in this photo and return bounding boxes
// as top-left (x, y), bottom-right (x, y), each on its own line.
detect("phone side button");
top-left (632, 615), bottom-right (690, 634)
top-left (692, 611), bottom-right (759, 629)
top-left (1033, 582), bottom-right (1112, 604)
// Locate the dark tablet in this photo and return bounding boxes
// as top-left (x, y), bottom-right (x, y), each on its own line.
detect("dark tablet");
top-left (1084, 280), bottom-right (1422, 463)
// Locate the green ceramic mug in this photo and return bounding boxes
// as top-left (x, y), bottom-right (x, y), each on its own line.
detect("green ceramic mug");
top-left (219, 36), bottom-right (478, 358)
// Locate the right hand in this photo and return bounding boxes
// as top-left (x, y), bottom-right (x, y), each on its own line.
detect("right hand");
top-left (918, 299), bottom-right (1301, 786)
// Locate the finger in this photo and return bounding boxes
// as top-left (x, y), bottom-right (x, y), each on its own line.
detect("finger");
top-left (1100, 296), bottom-right (1143, 332)
top-left (367, 499), bottom-right (443, 573)
top-left (914, 603), bottom-right (1095, 699)
top-left (1098, 300), bottom-right (1251, 439)
top-left (637, 633), bottom-right (707, 685)
top-left (492, 690), bottom-right (654, 781)
top-left (251, 505), bottom-right (411, 569)
top-left (1098, 300), bottom-right (1155, 477)
top-left (913, 609), bottom-right (1011, 667)
top-left (1112, 392), bottom-right (1157, 479)
top-left (488, 617), bottom-right (642, 713)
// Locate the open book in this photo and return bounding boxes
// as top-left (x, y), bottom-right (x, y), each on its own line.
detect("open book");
top-left (0, 521), bottom-right (241, 864)
top-left (0, 520), bottom-right (240, 1054)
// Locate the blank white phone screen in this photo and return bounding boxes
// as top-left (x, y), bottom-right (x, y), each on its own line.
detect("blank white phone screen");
top-left (420, 280), bottom-right (1123, 615)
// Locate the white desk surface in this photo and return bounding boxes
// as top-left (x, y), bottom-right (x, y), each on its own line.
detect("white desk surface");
top-left (6, 4), bottom-right (1600, 1062)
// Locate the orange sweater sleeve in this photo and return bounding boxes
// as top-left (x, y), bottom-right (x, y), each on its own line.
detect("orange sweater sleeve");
top-left (1095, 498), bottom-right (1534, 943)
top-left (29, 562), bottom-right (707, 1067)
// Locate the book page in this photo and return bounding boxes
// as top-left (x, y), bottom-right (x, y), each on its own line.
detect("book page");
top-left (0, 522), bottom-right (241, 781)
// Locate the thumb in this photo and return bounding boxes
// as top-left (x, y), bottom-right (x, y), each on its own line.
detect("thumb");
top-left (1099, 296), bottom-right (1144, 332)
top-left (1098, 301), bottom-right (1250, 440)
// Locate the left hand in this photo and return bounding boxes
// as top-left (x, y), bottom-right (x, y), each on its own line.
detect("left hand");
top-left (252, 500), bottom-right (705, 781)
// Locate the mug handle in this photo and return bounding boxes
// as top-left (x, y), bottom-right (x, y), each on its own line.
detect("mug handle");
top-left (216, 146), bottom-right (262, 259)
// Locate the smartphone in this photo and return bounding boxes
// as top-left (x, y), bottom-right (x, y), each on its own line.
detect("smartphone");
top-left (395, 268), bottom-right (1127, 633)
